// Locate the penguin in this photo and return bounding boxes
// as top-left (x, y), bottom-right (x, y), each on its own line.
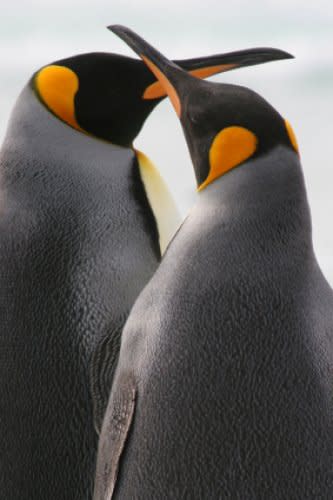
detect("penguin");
top-left (93, 26), bottom-right (333, 500)
top-left (0, 47), bottom-right (282, 500)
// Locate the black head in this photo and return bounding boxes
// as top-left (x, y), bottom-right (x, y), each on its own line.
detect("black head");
top-left (171, 80), bottom-right (299, 189)
top-left (110, 25), bottom-right (297, 187)
top-left (31, 39), bottom-right (294, 149)
top-left (32, 52), bottom-right (164, 147)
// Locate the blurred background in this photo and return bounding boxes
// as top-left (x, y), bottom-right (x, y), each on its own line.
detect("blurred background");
top-left (1, 0), bottom-right (332, 284)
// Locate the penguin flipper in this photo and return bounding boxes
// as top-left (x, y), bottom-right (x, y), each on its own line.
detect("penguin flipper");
top-left (90, 328), bottom-right (122, 433)
top-left (93, 373), bottom-right (137, 500)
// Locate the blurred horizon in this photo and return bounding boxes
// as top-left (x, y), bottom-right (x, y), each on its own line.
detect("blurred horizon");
top-left (1, 0), bottom-right (332, 284)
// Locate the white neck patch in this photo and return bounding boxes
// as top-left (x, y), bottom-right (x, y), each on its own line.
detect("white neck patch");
top-left (135, 149), bottom-right (181, 255)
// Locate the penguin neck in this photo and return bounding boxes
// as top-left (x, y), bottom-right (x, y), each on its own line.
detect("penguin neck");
top-left (1, 84), bottom-right (133, 166)
top-left (0, 84), bottom-right (161, 321)
top-left (197, 145), bottom-right (314, 257)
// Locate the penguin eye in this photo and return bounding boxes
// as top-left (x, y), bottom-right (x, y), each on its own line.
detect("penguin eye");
top-left (188, 111), bottom-right (201, 126)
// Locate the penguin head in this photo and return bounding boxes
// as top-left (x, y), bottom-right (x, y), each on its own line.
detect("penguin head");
top-left (33, 44), bottom-right (295, 150)
top-left (110, 26), bottom-right (297, 187)
top-left (33, 52), bottom-right (166, 147)
top-left (163, 79), bottom-right (299, 190)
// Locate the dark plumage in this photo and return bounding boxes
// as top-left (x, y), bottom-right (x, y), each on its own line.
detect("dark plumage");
top-left (0, 47), bottom-right (276, 499)
top-left (94, 27), bottom-right (333, 499)
top-left (0, 82), bottom-right (162, 500)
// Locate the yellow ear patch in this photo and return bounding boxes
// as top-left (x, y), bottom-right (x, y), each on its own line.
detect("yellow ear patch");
top-left (285, 119), bottom-right (299, 154)
top-left (198, 126), bottom-right (258, 191)
top-left (35, 65), bottom-right (83, 132)
top-left (143, 63), bottom-right (236, 100)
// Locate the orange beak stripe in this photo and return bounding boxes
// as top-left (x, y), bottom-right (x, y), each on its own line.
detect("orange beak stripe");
top-left (141, 55), bottom-right (182, 117)
top-left (143, 63), bottom-right (236, 101)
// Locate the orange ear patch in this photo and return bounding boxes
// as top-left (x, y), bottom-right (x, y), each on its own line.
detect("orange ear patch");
top-left (35, 65), bottom-right (83, 132)
top-left (141, 56), bottom-right (182, 117)
top-left (285, 119), bottom-right (299, 154)
top-left (143, 63), bottom-right (236, 100)
top-left (198, 126), bottom-right (258, 191)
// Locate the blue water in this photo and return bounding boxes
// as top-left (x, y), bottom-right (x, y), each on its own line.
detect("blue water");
top-left (1, 0), bottom-right (332, 284)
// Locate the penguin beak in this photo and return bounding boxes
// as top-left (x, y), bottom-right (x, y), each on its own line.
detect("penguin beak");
top-left (109, 25), bottom-right (190, 117)
top-left (108, 25), bottom-right (294, 117)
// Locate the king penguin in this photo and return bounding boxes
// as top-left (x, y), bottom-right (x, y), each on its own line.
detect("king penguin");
top-left (93, 26), bottom-right (333, 500)
top-left (0, 46), bottom-right (283, 500)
